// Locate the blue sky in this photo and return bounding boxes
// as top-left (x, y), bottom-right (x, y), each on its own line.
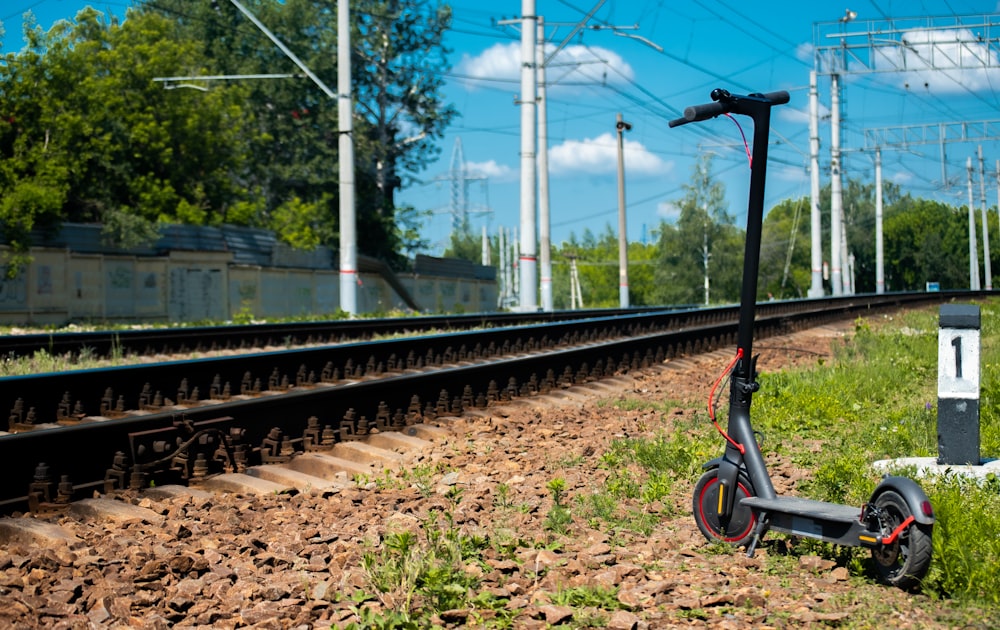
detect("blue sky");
top-left (5, 1), bottom-right (1000, 255)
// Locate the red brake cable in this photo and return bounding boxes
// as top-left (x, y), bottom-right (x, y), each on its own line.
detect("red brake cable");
top-left (724, 113), bottom-right (752, 168)
top-left (708, 347), bottom-right (746, 455)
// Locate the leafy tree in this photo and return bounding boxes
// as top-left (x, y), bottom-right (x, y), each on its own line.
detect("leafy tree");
top-left (352, 0), bottom-right (457, 215)
top-left (760, 196), bottom-right (811, 299)
top-left (443, 223), bottom-right (484, 263)
top-left (883, 196), bottom-right (970, 290)
top-left (0, 8), bottom-right (252, 267)
top-left (395, 204), bottom-right (432, 259)
top-left (652, 154), bottom-right (743, 305)
top-left (550, 225), bottom-right (658, 309)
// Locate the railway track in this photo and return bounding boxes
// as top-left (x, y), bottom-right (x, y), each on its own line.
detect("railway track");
top-left (0, 292), bottom-right (975, 514)
top-left (0, 306), bottom-right (693, 360)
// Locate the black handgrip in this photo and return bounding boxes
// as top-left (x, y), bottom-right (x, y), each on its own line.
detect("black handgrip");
top-left (668, 101), bottom-right (726, 128)
top-left (759, 90), bottom-right (790, 105)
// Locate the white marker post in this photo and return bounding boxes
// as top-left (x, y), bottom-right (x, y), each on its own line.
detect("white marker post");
top-left (937, 304), bottom-right (981, 466)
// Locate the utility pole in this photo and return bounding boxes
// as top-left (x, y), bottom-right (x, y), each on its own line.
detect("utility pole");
top-left (853, 117), bottom-right (1000, 294)
top-left (481, 225), bottom-right (490, 266)
top-left (815, 12), bottom-right (1000, 296)
top-left (537, 18), bottom-right (553, 312)
top-left (967, 156), bottom-right (981, 290)
top-left (615, 113), bottom-right (631, 309)
top-left (702, 228), bottom-right (710, 305)
top-left (875, 147), bottom-right (884, 294)
top-left (497, 1), bottom-right (655, 312)
top-left (566, 253), bottom-right (583, 309)
top-left (808, 70), bottom-right (824, 297)
top-left (829, 72), bottom-right (844, 296)
top-left (337, 0), bottom-right (357, 314)
top-left (518, 1), bottom-right (538, 311)
top-left (979, 145), bottom-right (992, 290)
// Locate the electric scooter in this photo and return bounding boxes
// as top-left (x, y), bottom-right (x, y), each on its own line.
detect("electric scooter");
top-left (669, 89), bottom-right (934, 589)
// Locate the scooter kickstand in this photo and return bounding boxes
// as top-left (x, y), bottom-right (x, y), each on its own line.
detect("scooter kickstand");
top-left (745, 512), bottom-right (770, 557)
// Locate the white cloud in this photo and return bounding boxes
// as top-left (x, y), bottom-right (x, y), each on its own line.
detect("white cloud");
top-left (882, 28), bottom-right (1000, 93)
top-left (455, 42), bottom-right (635, 92)
top-left (548, 133), bottom-right (671, 176)
top-left (772, 164), bottom-right (809, 183)
top-left (795, 41), bottom-right (814, 63)
top-left (465, 159), bottom-right (515, 181)
top-left (889, 170), bottom-right (913, 185)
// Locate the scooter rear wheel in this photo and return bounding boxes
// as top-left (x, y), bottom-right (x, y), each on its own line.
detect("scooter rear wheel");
top-left (692, 469), bottom-right (756, 547)
top-left (870, 489), bottom-right (933, 589)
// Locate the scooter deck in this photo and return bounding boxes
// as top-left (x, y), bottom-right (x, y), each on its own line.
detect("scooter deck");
top-left (741, 496), bottom-right (862, 523)
top-left (740, 495), bottom-right (875, 546)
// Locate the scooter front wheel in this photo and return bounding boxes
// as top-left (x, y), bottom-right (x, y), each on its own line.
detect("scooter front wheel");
top-left (870, 489), bottom-right (933, 589)
top-left (692, 469), bottom-right (756, 547)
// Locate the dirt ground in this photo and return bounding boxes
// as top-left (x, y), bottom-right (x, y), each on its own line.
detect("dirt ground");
top-left (0, 318), bottom-right (981, 628)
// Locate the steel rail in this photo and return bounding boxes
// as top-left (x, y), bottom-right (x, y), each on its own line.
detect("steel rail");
top-left (0, 306), bottom-right (697, 360)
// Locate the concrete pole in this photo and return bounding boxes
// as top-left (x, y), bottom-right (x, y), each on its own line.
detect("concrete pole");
top-left (337, 0), bottom-right (357, 315)
top-left (481, 225), bottom-right (490, 266)
top-left (518, 1), bottom-right (538, 311)
top-left (875, 147), bottom-right (884, 294)
top-left (616, 113), bottom-right (630, 309)
top-left (537, 18), bottom-right (553, 312)
top-left (841, 209), bottom-right (852, 295)
top-left (979, 145), bottom-right (992, 290)
top-left (808, 70), bottom-right (824, 298)
top-left (703, 229), bottom-right (710, 305)
top-left (513, 225), bottom-right (520, 299)
top-left (830, 73), bottom-right (844, 296)
top-left (497, 227), bottom-right (506, 308)
top-left (968, 156), bottom-right (981, 290)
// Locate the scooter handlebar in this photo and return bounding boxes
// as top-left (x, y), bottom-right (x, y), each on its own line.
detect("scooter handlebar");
top-left (761, 90), bottom-right (790, 105)
top-left (668, 89), bottom-right (790, 128)
top-left (668, 101), bottom-right (726, 128)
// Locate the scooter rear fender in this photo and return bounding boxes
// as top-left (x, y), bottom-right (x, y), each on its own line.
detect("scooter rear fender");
top-left (870, 475), bottom-right (935, 526)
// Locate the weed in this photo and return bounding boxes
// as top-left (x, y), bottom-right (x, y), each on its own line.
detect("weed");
top-left (550, 584), bottom-right (623, 609)
top-left (493, 483), bottom-right (514, 510)
top-left (404, 464), bottom-right (435, 497)
top-left (545, 477), bottom-right (573, 536)
top-left (352, 499), bottom-right (488, 627)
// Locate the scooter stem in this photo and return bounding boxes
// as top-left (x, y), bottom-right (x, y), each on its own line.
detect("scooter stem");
top-left (721, 92), bottom-right (787, 502)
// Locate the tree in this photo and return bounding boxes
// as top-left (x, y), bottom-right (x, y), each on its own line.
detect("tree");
top-left (352, 0), bottom-right (456, 215)
top-left (760, 196), bottom-right (811, 299)
top-left (652, 154), bottom-right (743, 305)
top-left (883, 196), bottom-right (969, 290)
top-left (0, 8), bottom-right (252, 269)
top-left (443, 223), bottom-right (483, 263)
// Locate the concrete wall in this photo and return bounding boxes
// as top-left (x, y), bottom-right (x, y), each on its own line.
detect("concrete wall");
top-left (0, 246), bottom-right (498, 325)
